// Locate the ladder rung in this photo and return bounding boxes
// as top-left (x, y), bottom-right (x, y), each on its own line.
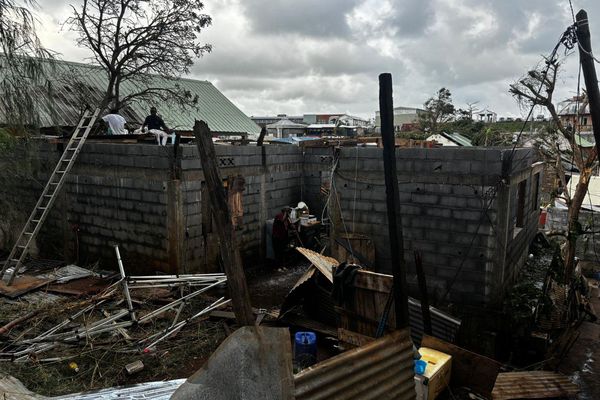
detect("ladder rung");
top-left (24, 232), bottom-right (33, 235)
top-left (50, 182), bottom-right (59, 185)
top-left (10, 259), bottom-right (20, 262)
top-left (17, 245), bottom-right (26, 249)
top-left (44, 194), bottom-right (52, 197)
top-left (57, 170), bottom-right (66, 174)
top-left (62, 159), bottom-right (73, 162)
top-left (37, 207), bottom-right (47, 210)
top-left (32, 219), bottom-right (40, 223)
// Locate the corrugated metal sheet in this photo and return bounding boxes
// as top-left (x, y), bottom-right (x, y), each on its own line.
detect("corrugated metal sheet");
top-left (408, 298), bottom-right (461, 344)
top-left (52, 379), bottom-right (186, 399)
top-left (294, 329), bottom-right (416, 400)
top-left (492, 371), bottom-right (579, 400)
top-left (2, 59), bottom-right (260, 135)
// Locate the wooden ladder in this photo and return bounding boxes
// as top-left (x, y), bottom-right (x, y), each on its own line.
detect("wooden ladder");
top-left (0, 108), bottom-right (100, 285)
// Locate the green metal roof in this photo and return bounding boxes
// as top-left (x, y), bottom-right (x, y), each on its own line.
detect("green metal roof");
top-left (2, 58), bottom-right (260, 135)
top-left (441, 131), bottom-right (473, 146)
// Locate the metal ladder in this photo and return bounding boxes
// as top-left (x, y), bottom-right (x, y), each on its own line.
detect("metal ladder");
top-left (0, 108), bottom-right (100, 285)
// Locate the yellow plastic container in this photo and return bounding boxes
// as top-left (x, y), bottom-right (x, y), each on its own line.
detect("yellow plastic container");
top-left (415, 347), bottom-right (452, 400)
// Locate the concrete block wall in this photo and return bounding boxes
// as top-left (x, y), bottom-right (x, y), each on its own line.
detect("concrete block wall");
top-left (2, 140), bottom-right (540, 304)
top-left (59, 143), bottom-right (174, 273)
top-left (331, 147), bottom-right (504, 303)
top-left (179, 144), bottom-right (303, 272)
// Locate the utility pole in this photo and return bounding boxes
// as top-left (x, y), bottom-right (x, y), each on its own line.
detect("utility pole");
top-left (194, 120), bottom-right (255, 326)
top-left (379, 73), bottom-right (409, 328)
top-left (576, 10), bottom-right (600, 156)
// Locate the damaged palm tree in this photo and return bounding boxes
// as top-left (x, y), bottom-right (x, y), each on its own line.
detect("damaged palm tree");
top-left (509, 25), bottom-right (598, 279)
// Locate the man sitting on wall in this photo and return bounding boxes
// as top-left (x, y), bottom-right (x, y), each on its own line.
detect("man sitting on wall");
top-left (102, 108), bottom-right (128, 135)
top-left (142, 106), bottom-right (172, 145)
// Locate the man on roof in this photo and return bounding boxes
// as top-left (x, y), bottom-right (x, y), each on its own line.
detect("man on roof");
top-left (101, 108), bottom-right (128, 135)
top-left (142, 106), bottom-right (171, 133)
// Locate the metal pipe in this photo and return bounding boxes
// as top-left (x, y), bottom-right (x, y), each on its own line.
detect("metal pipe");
top-left (142, 298), bottom-right (230, 351)
top-left (138, 279), bottom-right (225, 323)
top-left (114, 245), bottom-right (136, 322)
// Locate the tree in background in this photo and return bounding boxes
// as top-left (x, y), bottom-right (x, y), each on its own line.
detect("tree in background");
top-left (510, 59), bottom-right (598, 278)
top-left (0, 0), bottom-right (54, 130)
top-left (418, 87), bottom-right (455, 135)
top-left (66, 0), bottom-right (212, 111)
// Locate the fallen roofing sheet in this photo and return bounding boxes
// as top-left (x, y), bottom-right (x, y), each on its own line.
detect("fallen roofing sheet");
top-left (54, 379), bottom-right (186, 400)
top-left (492, 371), bottom-right (579, 400)
top-left (294, 328), bottom-right (415, 400)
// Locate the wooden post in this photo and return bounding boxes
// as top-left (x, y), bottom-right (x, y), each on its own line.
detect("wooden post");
top-left (576, 10), bottom-right (600, 156)
top-left (379, 73), bottom-right (409, 328)
top-left (194, 120), bottom-right (255, 326)
top-left (414, 251), bottom-right (432, 335)
top-left (257, 126), bottom-right (267, 146)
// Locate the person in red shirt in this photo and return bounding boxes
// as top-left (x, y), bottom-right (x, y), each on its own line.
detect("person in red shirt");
top-left (272, 207), bottom-right (291, 262)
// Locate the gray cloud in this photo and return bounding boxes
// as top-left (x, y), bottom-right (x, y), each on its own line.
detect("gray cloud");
top-left (30, 0), bottom-right (600, 119)
top-left (241, 0), bottom-right (362, 38)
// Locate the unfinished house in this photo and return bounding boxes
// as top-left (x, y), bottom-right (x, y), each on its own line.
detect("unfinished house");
top-left (3, 139), bottom-right (541, 305)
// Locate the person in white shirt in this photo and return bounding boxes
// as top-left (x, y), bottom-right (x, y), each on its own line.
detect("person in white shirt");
top-left (101, 109), bottom-right (128, 135)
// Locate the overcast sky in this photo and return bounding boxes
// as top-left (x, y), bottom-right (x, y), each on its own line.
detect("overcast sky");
top-left (35, 0), bottom-right (600, 120)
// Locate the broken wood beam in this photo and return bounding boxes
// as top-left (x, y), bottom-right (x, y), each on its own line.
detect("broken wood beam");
top-left (193, 120), bottom-right (255, 326)
top-left (379, 72), bottom-right (409, 328)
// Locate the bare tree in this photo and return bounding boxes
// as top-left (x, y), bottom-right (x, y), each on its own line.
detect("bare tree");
top-left (65, 0), bottom-right (212, 111)
top-left (510, 59), bottom-right (598, 278)
top-left (0, 0), bottom-right (54, 130)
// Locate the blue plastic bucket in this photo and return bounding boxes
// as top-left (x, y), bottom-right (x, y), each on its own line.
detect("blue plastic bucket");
top-left (294, 331), bottom-right (317, 368)
top-left (414, 359), bottom-right (427, 375)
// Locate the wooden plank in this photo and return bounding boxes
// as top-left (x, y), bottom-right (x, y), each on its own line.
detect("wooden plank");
top-left (337, 328), bottom-right (374, 348)
top-left (0, 275), bottom-right (54, 298)
top-left (353, 269), bottom-right (393, 293)
top-left (492, 371), bottom-right (579, 399)
top-left (194, 120), bottom-right (254, 326)
top-left (421, 334), bottom-right (501, 398)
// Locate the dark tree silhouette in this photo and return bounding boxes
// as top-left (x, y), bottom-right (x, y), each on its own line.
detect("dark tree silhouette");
top-left (66, 0), bottom-right (212, 110)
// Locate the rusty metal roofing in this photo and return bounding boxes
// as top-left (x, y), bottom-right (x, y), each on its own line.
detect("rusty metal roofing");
top-left (492, 371), bottom-right (579, 400)
top-left (294, 329), bottom-right (416, 400)
top-left (2, 59), bottom-right (260, 135)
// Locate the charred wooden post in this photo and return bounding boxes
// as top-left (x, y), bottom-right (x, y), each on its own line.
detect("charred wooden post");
top-left (379, 73), bottom-right (409, 328)
top-left (576, 10), bottom-right (600, 155)
top-left (414, 251), bottom-right (432, 335)
top-left (193, 120), bottom-right (255, 326)
top-left (257, 126), bottom-right (267, 146)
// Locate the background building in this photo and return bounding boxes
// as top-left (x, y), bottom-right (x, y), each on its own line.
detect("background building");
top-left (375, 106), bottom-right (427, 132)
